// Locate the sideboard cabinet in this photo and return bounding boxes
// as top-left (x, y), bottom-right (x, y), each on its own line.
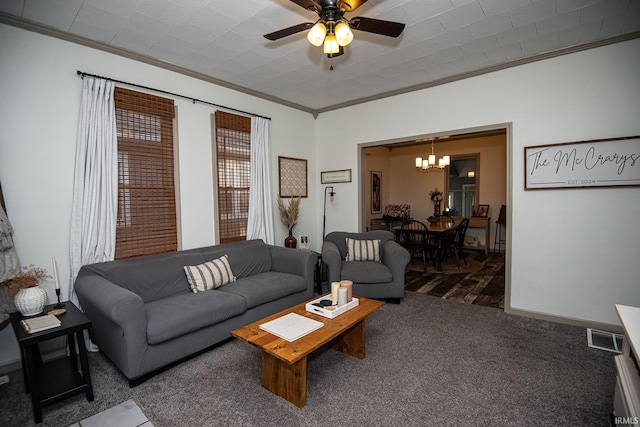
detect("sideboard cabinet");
top-left (454, 216), bottom-right (490, 255)
top-left (370, 217), bottom-right (404, 232)
top-left (613, 305), bottom-right (640, 420)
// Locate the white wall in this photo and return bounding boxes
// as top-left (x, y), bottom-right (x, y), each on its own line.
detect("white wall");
top-left (0, 24), bottom-right (317, 367)
top-left (1, 23), bottom-right (639, 369)
top-left (316, 38), bottom-right (640, 327)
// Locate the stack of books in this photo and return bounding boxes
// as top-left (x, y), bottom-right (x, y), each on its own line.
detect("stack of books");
top-left (259, 313), bottom-right (323, 342)
top-left (20, 314), bottom-right (61, 334)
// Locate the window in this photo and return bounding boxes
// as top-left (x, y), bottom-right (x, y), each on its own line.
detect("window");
top-left (446, 155), bottom-right (479, 217)
top-left (214, 111), bottom-right (251, 244)
top-left (114, 87), bottom-right (177, 259)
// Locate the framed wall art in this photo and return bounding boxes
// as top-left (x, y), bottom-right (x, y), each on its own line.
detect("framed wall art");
top-left (524, 136), bottom-right (640, 190)
top-left (321, 169), bottom-right (352, 184)
top-left (278, 156), bottom-right (308, 198)
top-left (475, 204), bottom-right (489, 217)
top-left (371, 171), bottom-right (382, 214)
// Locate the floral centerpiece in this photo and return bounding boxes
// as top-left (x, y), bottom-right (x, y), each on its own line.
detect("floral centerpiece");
top-left (277, 196), bottom-right (300, 248)
top-left (430, 188), bottom-right (443, 216)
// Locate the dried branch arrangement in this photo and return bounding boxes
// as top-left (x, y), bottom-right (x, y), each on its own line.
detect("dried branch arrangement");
top-left (5, 265), bottom-right (51, 295)
top-left (277, 196), bottom-right (300, 232)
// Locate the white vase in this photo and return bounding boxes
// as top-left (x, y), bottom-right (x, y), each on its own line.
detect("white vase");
top-left (14, 286), bottom-right (48, 316)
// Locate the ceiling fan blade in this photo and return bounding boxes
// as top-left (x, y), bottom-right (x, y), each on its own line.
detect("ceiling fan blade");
top-left (264, 22), bottom-right (314, 41)
top-left (349, 17), bottom-right (405, 38)
top-left (338, 0), bottom-right (368, 12)
top-left (289, 0), bottom-right (321, 12)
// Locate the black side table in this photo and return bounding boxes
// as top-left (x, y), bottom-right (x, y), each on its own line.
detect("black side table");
top-left (313, 251), bottom-right (325, 295)
top-left (10, 301), bottom-right (94, 423)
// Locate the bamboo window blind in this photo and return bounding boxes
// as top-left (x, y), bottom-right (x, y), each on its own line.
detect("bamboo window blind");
top-left (114, 87), bottom-right (177, 259)
top-left (214, 111), bottom-right (251, 244)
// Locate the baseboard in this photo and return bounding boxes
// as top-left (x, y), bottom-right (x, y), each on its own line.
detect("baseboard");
top-left (508, 307), bottom-right (623, 334)
top-left (0, 358), bottom-right (21, 375)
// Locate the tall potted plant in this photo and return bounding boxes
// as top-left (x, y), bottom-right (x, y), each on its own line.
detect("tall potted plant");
top-left (277, 196), bottom-right (300, 248)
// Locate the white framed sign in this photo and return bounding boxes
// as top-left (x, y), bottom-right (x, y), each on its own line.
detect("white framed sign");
top-left (321, 169), bottom-right (352, 184)
top-left (524, 136), bottom-right (640, 190)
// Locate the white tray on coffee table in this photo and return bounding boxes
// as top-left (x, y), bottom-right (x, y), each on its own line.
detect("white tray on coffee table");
top-left (305, 295), bottom-right (359, 319)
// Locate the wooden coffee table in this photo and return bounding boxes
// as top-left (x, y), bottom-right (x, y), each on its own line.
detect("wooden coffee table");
top-left (231, 295), bottom-right (384, 407)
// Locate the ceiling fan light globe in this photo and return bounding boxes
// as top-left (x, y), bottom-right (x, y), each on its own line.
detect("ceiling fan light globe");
top-left (307, 22), bottom-right (327, 47)
top-left (335, 22), bottom-right (354, 46)
top-left (323, 34), bottom-right (339, 54)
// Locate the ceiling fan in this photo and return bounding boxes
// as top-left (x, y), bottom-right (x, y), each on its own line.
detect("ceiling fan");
top-left (264, 0), bottom-right (405, 58)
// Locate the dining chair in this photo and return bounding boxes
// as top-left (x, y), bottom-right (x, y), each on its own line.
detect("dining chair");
top-left (399, 219), bottom-right (432, 273)
top-left (445, 217), bottom-right (469, 269)
top-left (494, 204), bottom-right (506, 254)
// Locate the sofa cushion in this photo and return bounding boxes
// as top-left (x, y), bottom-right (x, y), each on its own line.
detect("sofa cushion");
top-left (198, 239), bottom-right (272, 279)
top-left (217, 271), bottom-right (307, 309)
top-left (341, 260), bottom-right (392, 284)
top-left (184, 255), bottom-right (236, 293)
top-left (83, 252), bottom-right (204, 303)
top-left (145, 290), bottom-right (247, 345)
top-left (345, 238), bottom-right (381, 262)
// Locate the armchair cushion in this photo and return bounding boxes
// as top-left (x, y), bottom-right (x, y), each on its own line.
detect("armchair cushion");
top-left (345, 238), bottom-right (381, 262)
top-left (341, 261), bottom-right (392, 283)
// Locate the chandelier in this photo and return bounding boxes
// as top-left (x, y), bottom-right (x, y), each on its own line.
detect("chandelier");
top-left (415, 139), bottom-right (450, 172)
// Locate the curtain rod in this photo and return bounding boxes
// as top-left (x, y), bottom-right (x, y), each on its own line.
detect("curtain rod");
top-left (76, 70), bottom-right (271, 121)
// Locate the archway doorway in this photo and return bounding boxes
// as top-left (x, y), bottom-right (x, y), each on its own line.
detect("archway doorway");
top-left (359, 125), bottom-right (511, 311)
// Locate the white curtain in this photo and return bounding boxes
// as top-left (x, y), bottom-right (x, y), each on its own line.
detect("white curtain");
top-left (69, 77), bottom-right (118, 304)
top-left (246, 117), bottom-right (274, 244)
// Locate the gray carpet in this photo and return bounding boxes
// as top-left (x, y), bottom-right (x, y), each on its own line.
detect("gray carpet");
top-left (0, 292), bottom-right (615, 426)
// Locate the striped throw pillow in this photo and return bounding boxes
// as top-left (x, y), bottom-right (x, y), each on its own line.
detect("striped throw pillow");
top-left (345, 238), bottom-right (381, 262)
top-left (184, 255), bottom-right (236, 293)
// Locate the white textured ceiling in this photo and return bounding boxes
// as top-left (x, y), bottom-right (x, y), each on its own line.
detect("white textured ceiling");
top-left (1, 0), bottom-right (639, 114)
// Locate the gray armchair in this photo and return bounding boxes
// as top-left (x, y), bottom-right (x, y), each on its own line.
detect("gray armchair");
top-left (322, 231), bottom-right (410, 303)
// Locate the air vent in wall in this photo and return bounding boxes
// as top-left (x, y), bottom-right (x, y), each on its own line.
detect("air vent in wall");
top-left (587, 328), bottom-right (624, 353)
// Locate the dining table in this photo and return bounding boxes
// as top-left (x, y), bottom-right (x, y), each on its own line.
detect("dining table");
top-left (426, 217), bottom-right (461, 271)
top-left (394, 217), bottom-right (461, 271)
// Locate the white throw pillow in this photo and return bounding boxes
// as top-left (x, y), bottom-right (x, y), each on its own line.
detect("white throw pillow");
top-left (184, 255), bottom-right (236, 293)
top-left (345, 238), bottom-right (381, 262)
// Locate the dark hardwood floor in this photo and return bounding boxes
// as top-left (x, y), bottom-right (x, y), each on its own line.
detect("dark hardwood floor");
top-left (404, 251), bottom-right (505, 309)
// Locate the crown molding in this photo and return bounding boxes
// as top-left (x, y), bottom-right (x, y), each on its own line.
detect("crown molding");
top-left (313, 31), bottom-right (640, 114)
top-left (2, 12), bottom-right (639, 118)
top-left (0, 13), bottom-right (315, 115)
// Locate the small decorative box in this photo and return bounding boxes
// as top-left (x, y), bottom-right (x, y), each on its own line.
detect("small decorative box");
top-left (305, 296), bottom-right (359, 319)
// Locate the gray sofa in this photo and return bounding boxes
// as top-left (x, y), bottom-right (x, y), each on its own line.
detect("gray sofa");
top-left (322, 231), bottom-right (410, 303)
top-left (74, 239), bottom-right (317, 385)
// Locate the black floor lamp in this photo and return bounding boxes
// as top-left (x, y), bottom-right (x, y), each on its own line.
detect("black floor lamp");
top-left (322, 186), bottom-right (336, 239)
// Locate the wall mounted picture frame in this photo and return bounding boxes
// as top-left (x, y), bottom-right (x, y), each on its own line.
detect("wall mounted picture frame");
top-left (475, 204), bottom-right (489, 217)
top-left (278, 156), bottom-right (307, 198)
top-left (524, 136), bottom-right (640, 190)
top-left (321, 169), bottom-right (352, 184)
top-left (371, 171), bottom-right (382, 214)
